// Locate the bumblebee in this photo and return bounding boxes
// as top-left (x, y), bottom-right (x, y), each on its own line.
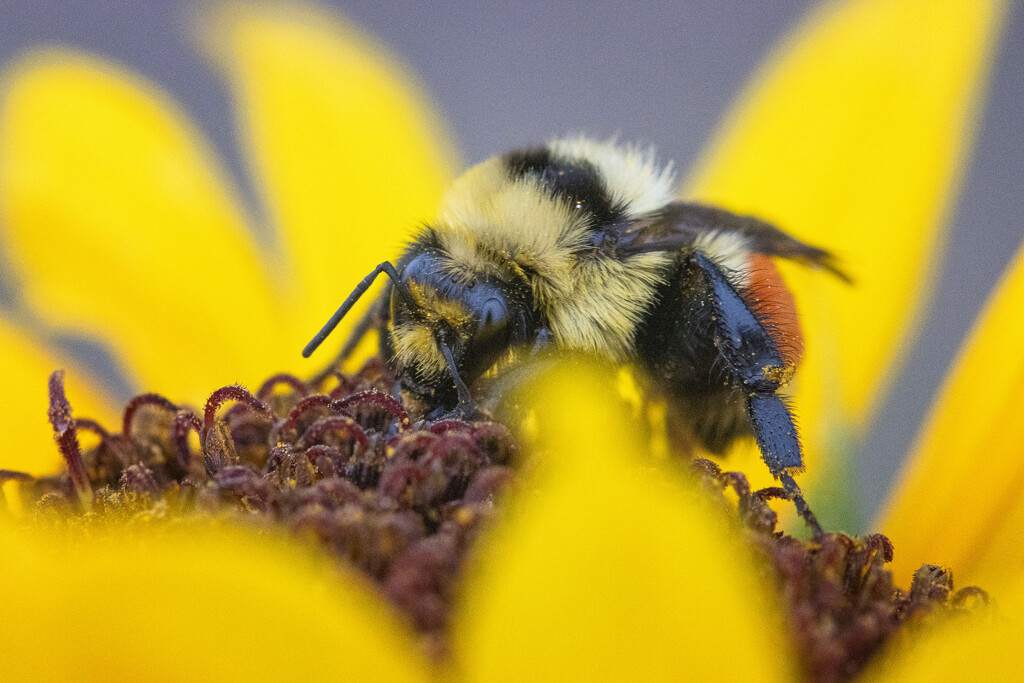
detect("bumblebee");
top-left (303, 137), bottom-right (846, 533)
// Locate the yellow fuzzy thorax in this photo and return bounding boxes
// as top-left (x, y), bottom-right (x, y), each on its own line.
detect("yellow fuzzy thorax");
top-left (390, 138), bottom-right (757, 375)
top-left (427, 152), bottom-right (680, 362)
top-left (434, 158), bottom-right (588, 294)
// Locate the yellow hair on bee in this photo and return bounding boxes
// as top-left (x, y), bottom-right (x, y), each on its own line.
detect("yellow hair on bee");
top-left (435, 169), bottom-right (667, 358)
top-left (408, 281), bottom-right (472, 331)
top-left (425, 139), bottom-right (755, 362)
top-left (548, 137), bottom-right (676, 218)
top-left (434, 158), bottom-right (589, 294)
top-left (545, 251), bottom-right (672, 360)
top-left (390, 321), bottom-right (446, 379)
top-left (692, 230), bottom-right (751, 286)
top-left (389, 281), bottom-right (472, 379)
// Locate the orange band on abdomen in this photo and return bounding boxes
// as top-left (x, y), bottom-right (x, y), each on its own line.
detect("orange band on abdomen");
top-left (744, 254), bottom-right (804, 368)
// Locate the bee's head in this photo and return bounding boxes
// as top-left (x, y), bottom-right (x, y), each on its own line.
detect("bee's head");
top-left (387, 250), bottom-right (535, 408)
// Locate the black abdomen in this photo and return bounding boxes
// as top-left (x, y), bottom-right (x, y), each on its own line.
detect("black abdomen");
top-left (635, 256), bottom-right (751, 454)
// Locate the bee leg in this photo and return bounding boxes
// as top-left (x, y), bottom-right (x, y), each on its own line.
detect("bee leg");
top-left (438, 340), bottom-right (477, 418)
top-left (747, 394), bottom-right (823, 536)
top-left (692, 252), bottom-right (823, 536)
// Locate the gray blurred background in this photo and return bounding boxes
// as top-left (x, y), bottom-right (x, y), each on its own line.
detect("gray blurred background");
top-left (0, 1), bottom-right (1021, 523)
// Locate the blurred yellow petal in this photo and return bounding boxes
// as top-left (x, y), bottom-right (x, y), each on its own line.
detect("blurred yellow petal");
top-left (0, 520), bottom-right (429, 681)
top-left (205, 5), bottom-right (457, 361)
top-left (865, 575), bottom-right (1024, 681)
top-left (687, 0), bottom-right (1005, 494)
top-left (454, 361), bottom-right (793, 681)
top-left (0, 53), bottom-right (290, 403)
top-left (881, 241), bottom-right (1024, 588)
top-left (0, 318), bottom-right (114, 477)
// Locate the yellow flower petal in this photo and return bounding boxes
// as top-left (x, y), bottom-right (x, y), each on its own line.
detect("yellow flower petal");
top-left (880, 241), bottom-right (1024, 588)
top-left (0, 53), bottom-right (290, 402)
top-left (687, 0), bottom-right (1005, 490)
top-left (0, 520), bottom-right (429, 681)
top-left (454, 361), bottom-right (793, 681)
top-left (864, 575), bottom-right (1024, 681)
top-left (0, 318), bottom-right (115, 477)
top-left (205, 5), bottom-right (457, 362)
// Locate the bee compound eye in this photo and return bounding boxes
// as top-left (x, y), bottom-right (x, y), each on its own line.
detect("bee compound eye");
top-left (478, 297), bottom-right (508, 339)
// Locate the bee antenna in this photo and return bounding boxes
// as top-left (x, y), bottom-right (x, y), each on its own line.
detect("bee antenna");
top-left (302, 261), bottom-right (417, 358)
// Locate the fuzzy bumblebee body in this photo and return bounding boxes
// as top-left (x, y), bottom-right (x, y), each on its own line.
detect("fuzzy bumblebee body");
top-left (303, 137), bottom-right (845, 533)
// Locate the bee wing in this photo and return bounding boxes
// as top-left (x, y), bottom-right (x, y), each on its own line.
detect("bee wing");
top-left (615, 201), bottom-right (851, 282)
